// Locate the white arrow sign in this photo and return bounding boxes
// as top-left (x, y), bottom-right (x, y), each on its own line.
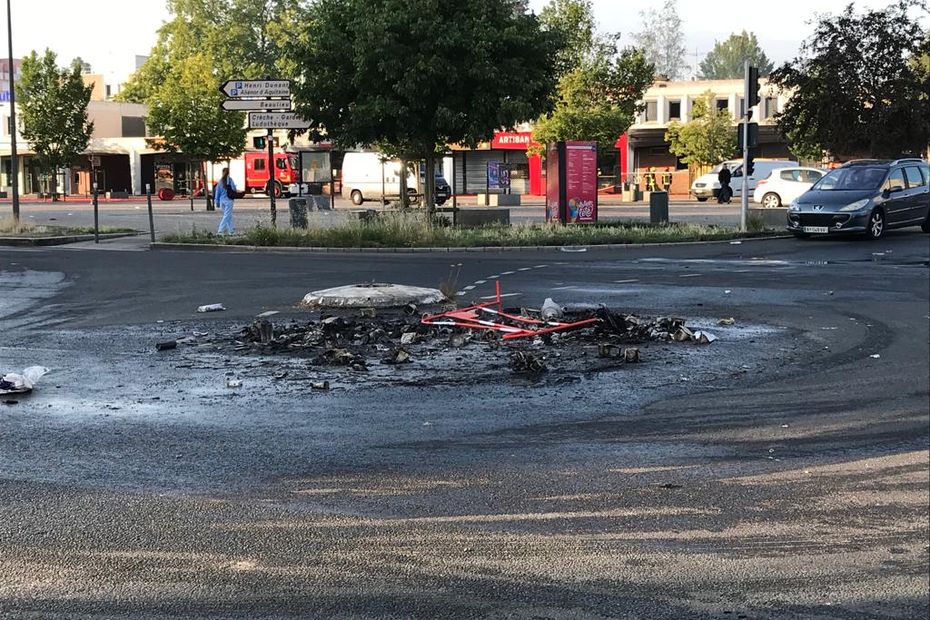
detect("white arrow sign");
top-left (221, 98), bottom-right (292, 111)
top-left (220, 80), bottom-right (291, 98)
top-left (248, 112), bottom-right (311, 130)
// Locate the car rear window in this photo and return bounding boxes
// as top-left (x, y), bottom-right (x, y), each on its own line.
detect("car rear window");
top-left (814, 167), bottom-right (886, 191)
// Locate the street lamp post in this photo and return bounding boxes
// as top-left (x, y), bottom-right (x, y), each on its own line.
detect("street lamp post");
top-left (6, 0), bottom-right (19, 221)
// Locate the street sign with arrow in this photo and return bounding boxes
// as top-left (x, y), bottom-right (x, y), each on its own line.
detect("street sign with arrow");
top-left (248, 112), bottom-right (311, 130)
top-left (220, 98), bottom-right (292, 111)
top-left (220, 80), bottom-right (291, 98)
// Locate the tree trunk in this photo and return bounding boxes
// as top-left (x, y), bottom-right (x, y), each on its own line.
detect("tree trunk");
top-left (399, 158), bottom-right (409, 209)
top-left (202, 160), bottom-right (213, 210)
top-left (50, 170), bottom-right (59, 202)
top-left (425, 156), bottom-right (436, 217)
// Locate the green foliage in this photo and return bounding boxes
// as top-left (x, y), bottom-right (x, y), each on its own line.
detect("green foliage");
top-left (532, 48), bottom-right (654, 153)
top-left (284, 0), bottom-right (557, 159)
top-left (146, 53), bottom-right (247, 160)
top-left (17, 50), bottom-right (93, 178)
top-left (120, 0), bottom-right (298, 160)
top-left (539, 0), bottom-right (603, 78)
top-left (532, 0), bottom-right (654, 152)
top-left (665, 91), bottom-right (737, 168)
top-left (769, 1), bottom-right (929, 159)
top-left (699, 31), bottom-right (774, 79)
top-left (634, 0), bottom-right (688, 80)
top-left (162, 214), bottom-right (764, 248)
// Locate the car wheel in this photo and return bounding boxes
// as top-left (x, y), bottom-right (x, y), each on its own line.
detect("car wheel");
top-left (696, 196), bottom-right (708, 202)
top-left (762, 192), bottom-right (782, 208)
top-left (351, 190), bottom-right (364, 206)
top-left (864, 209), bottom-right (885, 240)
top-left (922, 215), bottom-right (930, 233)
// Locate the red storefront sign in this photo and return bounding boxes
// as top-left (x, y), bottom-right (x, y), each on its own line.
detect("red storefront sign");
top-left (565, 141), bottom-right (598, 223)
top-left (492, 131), bottom-right (535, 150)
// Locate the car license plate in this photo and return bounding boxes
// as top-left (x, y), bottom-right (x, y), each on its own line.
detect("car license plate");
top-left (803, 226), bottom-right (829, 234)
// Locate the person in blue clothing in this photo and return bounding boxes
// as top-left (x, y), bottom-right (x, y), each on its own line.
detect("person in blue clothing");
top-left (215, 168), bottom-right (237, 235)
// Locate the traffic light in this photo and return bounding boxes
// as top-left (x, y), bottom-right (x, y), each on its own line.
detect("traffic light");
top-left (746, 65), bottom-right (760, 119)
top-left (746, 153), bottom-right (755, 177)
top-left (253, 136), bottom-right (266, 149)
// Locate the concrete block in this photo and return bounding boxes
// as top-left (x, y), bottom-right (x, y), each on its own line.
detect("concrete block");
top-left (456, 209), bottom-right (510, 227)
top-left (476, 193), bottom-right (522, 207)
top-left (748, 207), bottom-right (789, 230)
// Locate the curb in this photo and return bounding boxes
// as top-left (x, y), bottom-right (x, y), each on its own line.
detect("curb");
top-left (150, 235), bottom-right (790, 255)
top-left (0, 233), bottom-right (138, 247)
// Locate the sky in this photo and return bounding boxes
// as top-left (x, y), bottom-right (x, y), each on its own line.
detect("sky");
top-left (3, 0), bottom-right (926, 86)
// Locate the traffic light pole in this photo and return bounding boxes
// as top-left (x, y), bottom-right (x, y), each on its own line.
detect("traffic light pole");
top-left (740, 60), bottom-right (750, 233)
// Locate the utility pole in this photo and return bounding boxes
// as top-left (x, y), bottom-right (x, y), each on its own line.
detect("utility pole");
top-left (6, 0), bottom-right (19, 222)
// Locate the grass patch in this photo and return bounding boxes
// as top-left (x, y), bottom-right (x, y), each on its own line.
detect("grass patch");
top-left (162, 213), bottom-right (774, 249)
top-left (0, 218), bottom-right (135, 237)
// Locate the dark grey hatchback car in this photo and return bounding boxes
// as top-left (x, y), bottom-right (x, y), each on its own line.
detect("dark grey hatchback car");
top-left (787, 159), bottom-right (930, 239)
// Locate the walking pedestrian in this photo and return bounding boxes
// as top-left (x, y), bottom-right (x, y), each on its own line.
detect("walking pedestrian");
top-left (717, 164), bottom-right (732, 204)
top-left (215, 168), bottom-right (237, 235)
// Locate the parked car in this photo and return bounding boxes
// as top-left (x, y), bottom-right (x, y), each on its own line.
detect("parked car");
top-left (342, 152), bottom-right (450, 206)
top-left (787, 158), bottom-right (930, 239)
top-left (691, 159), bottom-right (798, 201)
top-left (753, 167), bottom-right (826, 208)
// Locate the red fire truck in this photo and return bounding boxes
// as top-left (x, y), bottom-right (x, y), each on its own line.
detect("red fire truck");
top-left (210, 151), bottom-right (300, 197)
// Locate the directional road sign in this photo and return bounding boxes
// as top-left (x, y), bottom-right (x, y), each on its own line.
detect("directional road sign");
top-left (248, 112), bottom-right (311, 130)
top-left (221, 98), bottom-right (292, 112)
top-left (220, 80), bottom-right (291, 98)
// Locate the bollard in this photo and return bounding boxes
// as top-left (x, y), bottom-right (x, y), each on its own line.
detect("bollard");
top-left (649, 191), bottom-right (669, 224)
top-left (146, 183), bottom-right (155, 243)
top-left (93, 183), bottom-right (99, 244)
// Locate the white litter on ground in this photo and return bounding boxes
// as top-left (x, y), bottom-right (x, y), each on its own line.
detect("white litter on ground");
top-left (0, 366), bottom-right (50, 395)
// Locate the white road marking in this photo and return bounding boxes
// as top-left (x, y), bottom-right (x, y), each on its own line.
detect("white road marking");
top-left (474, 280), bottom-right (486, 285)
top-left (518, 267), bottom-right (532, 272)
top-left (614, 279), bottom-right (639, 284)
top-left (500, 271), bottom-right (516, 276)
top-left (480, 293), bottom-right (522, 300)
top-left (679, 273), bottom-right (702, 278)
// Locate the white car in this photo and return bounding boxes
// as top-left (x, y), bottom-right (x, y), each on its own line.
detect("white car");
top-left (691, 160), bottom-right (799, 201)
top-left (753, 166), bottom-right (826, 208)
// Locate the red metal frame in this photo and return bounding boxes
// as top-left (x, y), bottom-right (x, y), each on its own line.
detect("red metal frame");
top-left (421, 282), bottom-right (600, 340)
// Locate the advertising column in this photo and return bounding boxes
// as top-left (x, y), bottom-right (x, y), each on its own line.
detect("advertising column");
top-left (564, 141), bottom-right (598, 223)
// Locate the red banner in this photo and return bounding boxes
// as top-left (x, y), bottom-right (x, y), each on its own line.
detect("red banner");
top-left (492, 132), bottom-right (535, 150)
top-left (565, 141), bottom-right (598, 223)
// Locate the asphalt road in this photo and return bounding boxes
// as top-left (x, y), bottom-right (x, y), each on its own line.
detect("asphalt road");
top-left (0, 231), bottom-right (928, 619)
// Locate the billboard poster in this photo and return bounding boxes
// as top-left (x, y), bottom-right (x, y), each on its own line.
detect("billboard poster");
top-left (545, 143), bottom-right (562, 223)
top-left (487, 161), bottom-right (501, 190)
top-left (565, 141), bottom-right (598, 223)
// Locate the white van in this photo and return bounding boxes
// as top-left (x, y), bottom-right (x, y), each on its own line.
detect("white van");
top-left (341, 152), bottom-right (450, 206)
top-left (691, 159), bottom-right (798, 201)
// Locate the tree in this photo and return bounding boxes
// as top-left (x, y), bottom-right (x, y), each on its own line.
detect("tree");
top-left (634, 0), bottom-right (687, 80)
top-left (17, 49), bottom-right (93, 199)
top-left (532, 0), bottom-right (653, 157)
top-left (120, 0), bottom-right (297, 203)
top-left (145, 53), bottom-right (247, 163)
top-left (284, 0), bottom-right (557, 210)
top-left (699, 31), bottom-right (774, 79)
top-left (664, 91), bottom-right (736, 168)
top-left (769, 1), bottom-right (929, 159)
top-left (120, 0), bottom-right (296, 103)
top-left (539, 0), bottom-right (602, 78)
